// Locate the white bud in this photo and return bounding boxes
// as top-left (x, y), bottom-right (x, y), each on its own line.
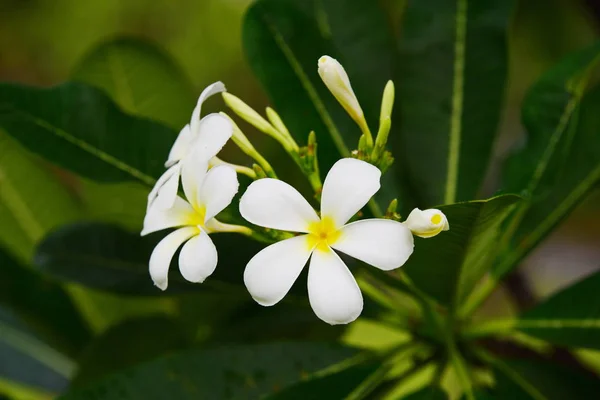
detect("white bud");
top-left (318, 56), bottom-right (365, 128)
top-left (403, 208), bottom-right (449, 238)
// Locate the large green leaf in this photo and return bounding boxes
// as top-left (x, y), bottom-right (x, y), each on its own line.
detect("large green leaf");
top-left (405, 387), bottom-right (448, 400)
top-left (0, 133), bottom-right (82, 262)
top-left (60, 342), bottom-right (359, 400)
top-left (513, 270), bottom-right (600, 350)
top-left (492, 42), bottom-right (600, 279)
top-left (0, 247), bottom-right (90, 358)
top-left (265, 363), bottom-right (379, 400)
top-left (492, 358), bottom-right (600, 400)
top-left (402, 195), bottom-right (520, 305)
top-left (0, 308), bottom-right (71, 395)
top-left (396, 0), bottom-right (513, 206)
top-left (503, 42), bottom-right (600, 195)
top-left (243, 1), bottom-right (394, 179)
top-left (0, 82), bottom-right (175, 185)
top-left (72, 316), bottom-right (191, 388)
top-left (72, 37), bottom-right (195, 129)
top-left (34, 223), bottom-right (263, 296)
top-left (243, 0), bottom-right (353, 172)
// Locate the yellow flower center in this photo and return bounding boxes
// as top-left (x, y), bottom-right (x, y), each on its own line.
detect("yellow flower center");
top-left (430, 214), bottom-right (442, 225)
top-left (307, 216), bottom-right (341, 252)
top-left (186, 205), bottom-right (206, 229)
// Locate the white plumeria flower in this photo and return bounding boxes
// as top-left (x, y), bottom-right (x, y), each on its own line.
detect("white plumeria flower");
top-left (141, 150), bottom-right (239, 290)
top-left (147, 82), bottom-right (233, 210)
top-left (403, 208), bottom-right (450, 238)
top-left (239, 158), bottom-right (414, 325)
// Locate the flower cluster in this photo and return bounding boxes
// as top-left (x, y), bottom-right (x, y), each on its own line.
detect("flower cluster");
top-left (142, 56), bottom-right (449, 325)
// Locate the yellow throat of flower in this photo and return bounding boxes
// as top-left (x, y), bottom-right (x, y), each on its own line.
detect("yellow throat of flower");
top-left (187, 205), bottom-right (207, 230)
top-left (307, 216), bottom-right (341, 252)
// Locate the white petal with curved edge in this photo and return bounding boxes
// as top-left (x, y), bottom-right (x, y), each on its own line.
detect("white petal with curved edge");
top-left (150, 165), bottom-right (181, 210)
top-left (166, 124), bottom-right (193, 167)
top-left (197, 165), bottom-right (239, 222)
top-left (181, 152), bottom-right (209, 208)
top-left (308, 247), bottom-right (363, 325)
top-left (190, 82), bottom-right (226, 134)
top-left (320, 158), bottom-right (381, 227)
top-left (194, 113), bottom-right (233, 160)
top-left (149, 227), bottom-right (199, 290)
top-left (332, 219), bottom-right (414, 271)
top-left (403, 208), bottom-right (450, 238)
top-left (178, 230), bottom-right (217, 283)
top-left (239, 179), bottom-right (319, 232)
top-left (142, 196), bottom-right (196, 236)
top-left (147, 164), bottom-right (181, 210)
top-left (244, 235), bottom-right (313, 306)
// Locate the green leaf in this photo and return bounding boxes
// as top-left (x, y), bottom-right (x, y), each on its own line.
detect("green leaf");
top-left (264, 363), bottom-right (379, 400)
top-left (0, 309), bottom-right (71, 395)
top-left (404, 387), bottom-right (448, 400)
top-left (72, 37), bottom-right (195, 129)
top-left (492, 358), bottom-right (600, 400)
top-left (512, 270), bottom-right (600, 350)
top-left (0, 132), bottom-right (82, 261)
top-left (402, 195), bottom-right (520, 305)
top-left (59, 342), bottom-right (359, 400)
top-left (243, 1), bottom-right (393, 175)
top-left (493, 43), bottom-right (600, 279)
top-left (0, 247), bottom-right (91, 358)
top-left (504, 42), bottom-right (600, 196)
top-left (0, 82), bottom-right (176, 185)
top-left (396, 0), bottom-right (514, 206)
top-left (72, 316), bottom-right (191, 388)
top-left (243, 0), bottom-right (353, 172)
top-left (34, 223), bottom-right (263, 296)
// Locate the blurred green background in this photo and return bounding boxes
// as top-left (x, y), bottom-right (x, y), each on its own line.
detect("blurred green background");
top-left (1, 0), bottom-right (599, 398)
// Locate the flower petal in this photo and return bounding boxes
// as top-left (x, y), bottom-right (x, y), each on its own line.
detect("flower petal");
top-left (320, 158), bottom-right (381, 227)
top-left (332, 219), bottom-right (414, 271)
top-left (141, 196), bottom-right (196, 236)
top-left (197, 165), bottom-right (239, 222)
top-left (165, 124), bottom-right (193, 167)
top-left (308, 247), bottom-right (363, 325)
top-left (190, 81), bottom-right (226, 135)
top-left (403, 208), bottom-right (450, 238)
top-left (181, 152), bottom-right (209, 208)
top-left (239, 178), bottom-right (319, 232)
top-left (149, 226), bottom-right (199, 290)
top-left (178, 230), bottom-right (217, 283)
top-left (147, 164), bottom-right (181, 210)
top-left (244, 235), bottom-right (313, 306)
top-left (194, 113), bottom-right (233, 160)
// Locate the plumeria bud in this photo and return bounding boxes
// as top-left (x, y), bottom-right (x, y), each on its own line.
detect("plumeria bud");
top-left (372, 116), bottom-right (391, 162)
top-left (252, 164), bottom-right (268, 179)
top-left (379, 80), bottom-right (395, 121)
top-left (265, 107), bottom-right (299, 152)
top-left (403, 208), bottom-right (450, 238)
top-left (222, 92), bottom-right (274, 134)
top-left (318, 56), bottom-right (372, 146)
top-left (372, 80), bottom-right (395, 162)
top-left (220, 112), bottom-right (277, 179)
top-left (265, 107), bottom-right (290, 137)
top-left (385, 199), bottom-right (401, 221)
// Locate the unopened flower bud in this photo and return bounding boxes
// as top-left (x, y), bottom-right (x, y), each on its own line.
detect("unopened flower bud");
top-left (318, 56), bottom-right (371, 144)
top-left (403, 208), bottom-right (449, 238)
top-left (222, 92), bottom-right (273, 134)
